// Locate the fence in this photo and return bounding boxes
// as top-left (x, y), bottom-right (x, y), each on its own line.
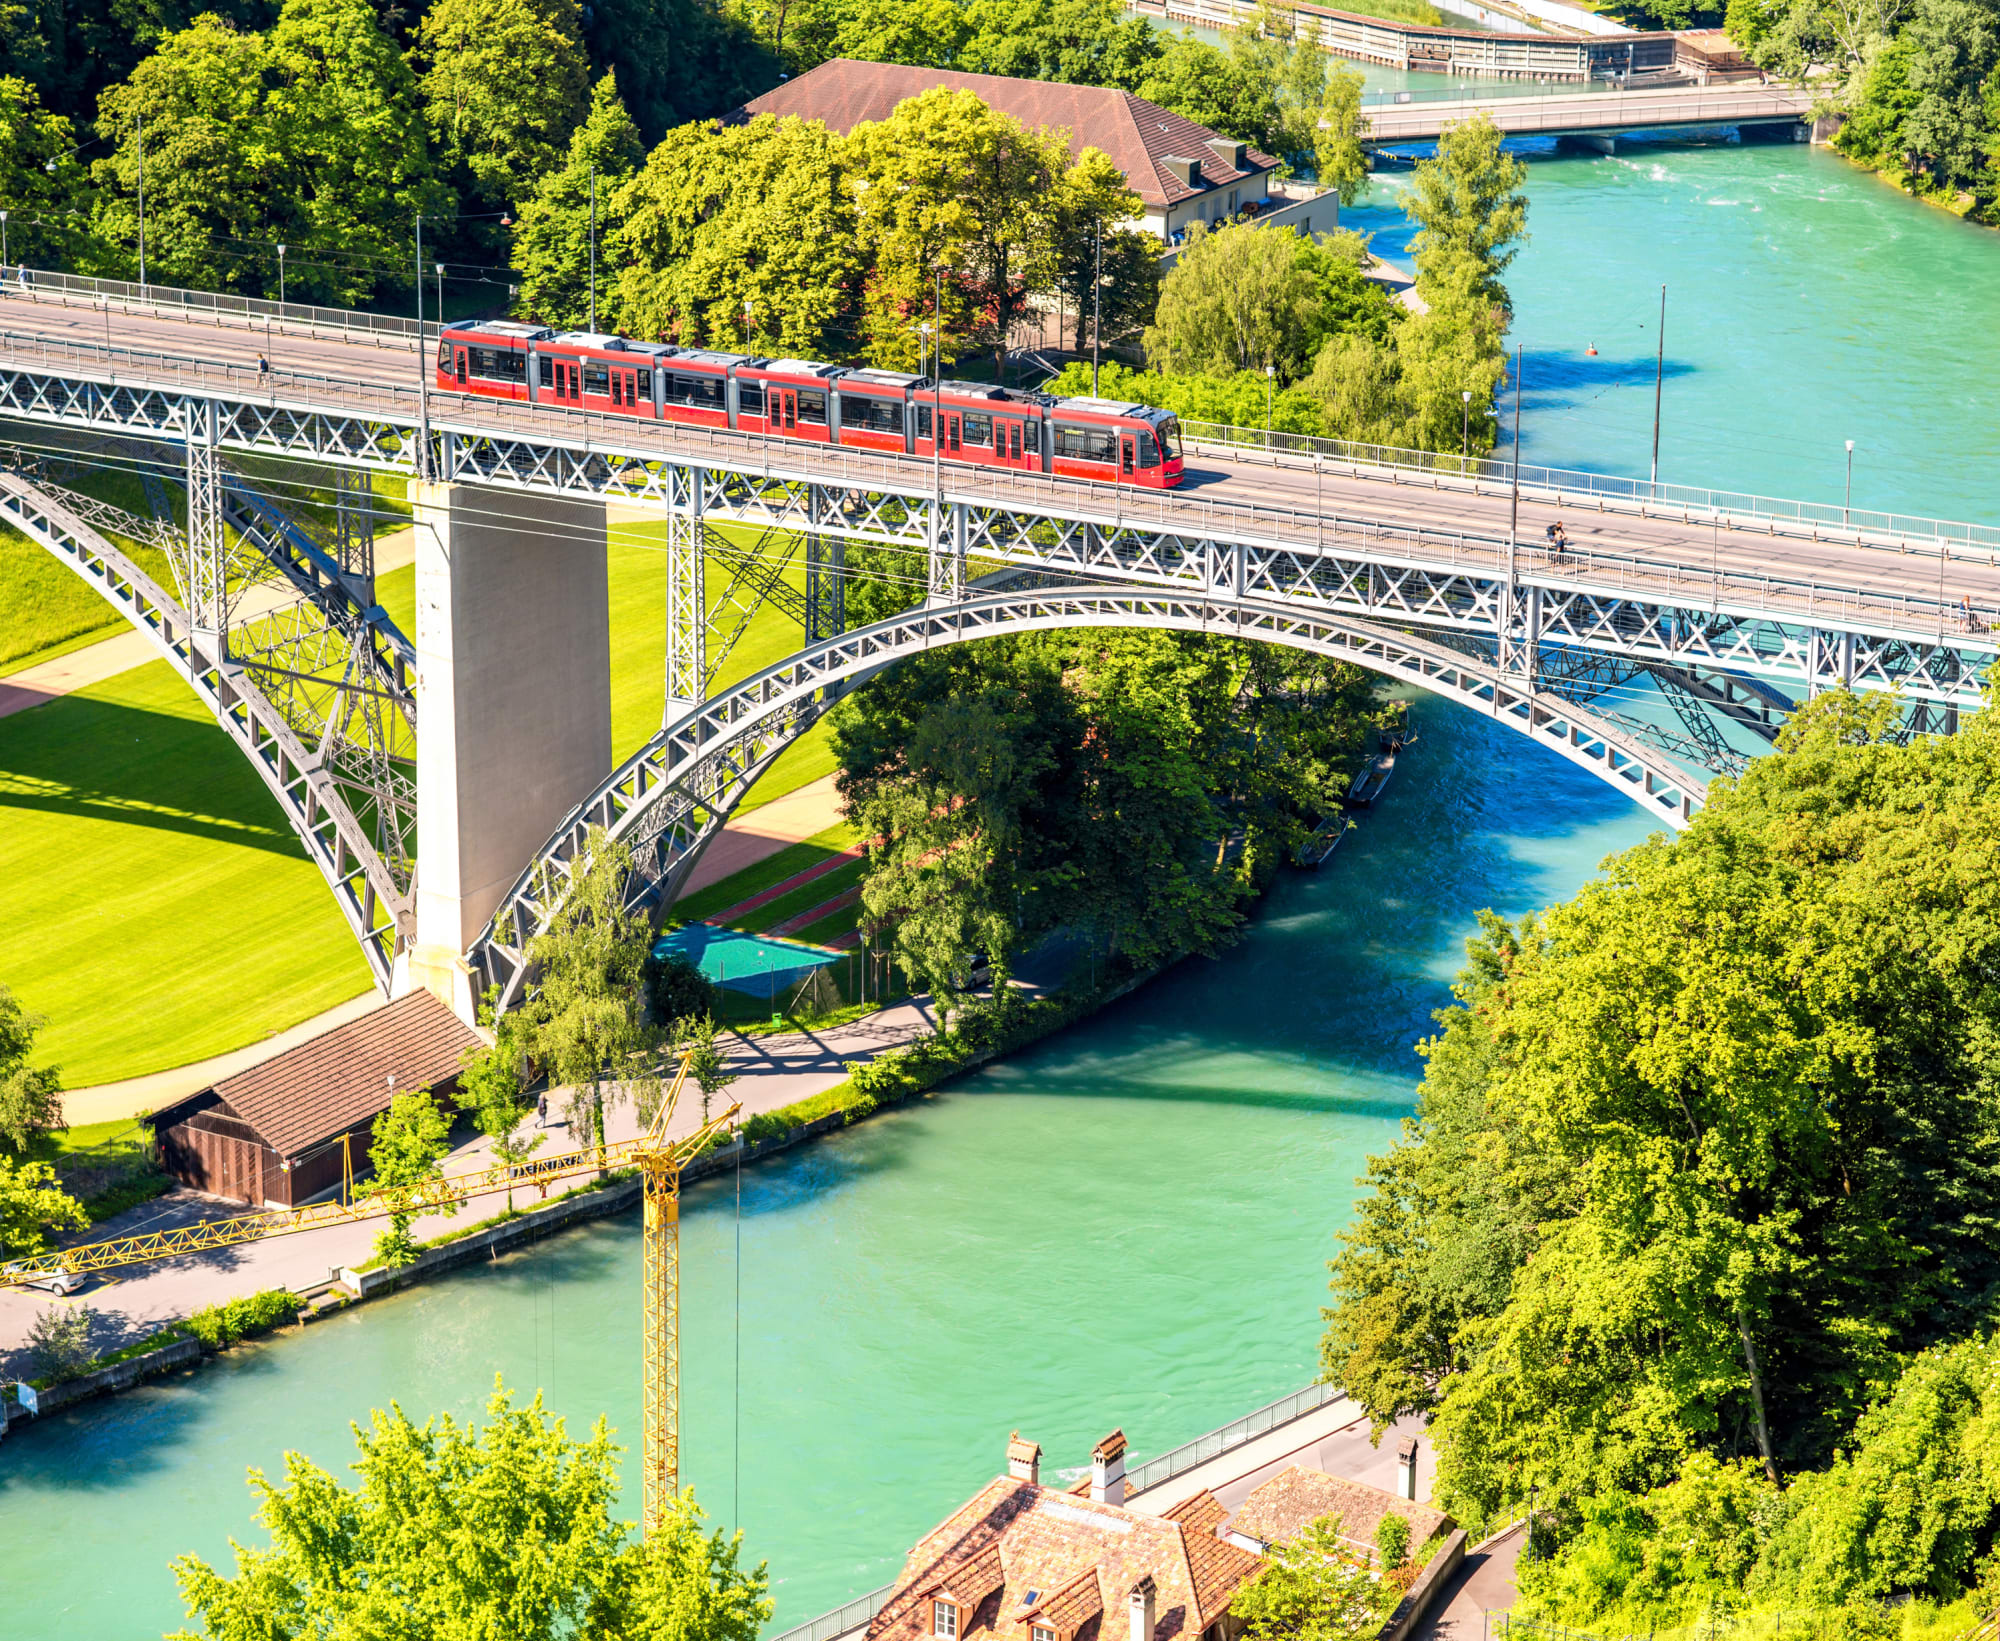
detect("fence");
top-left (1, 265), bottom-right (430, 348)
top-left (1125, 1380), bottom-right (1345, 1495)
top-left (765, 1585), bottom-right (897, 1641)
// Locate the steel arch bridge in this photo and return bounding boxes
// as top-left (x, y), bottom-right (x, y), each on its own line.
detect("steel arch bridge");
top-left (469, 579), bottom-right (1707, 1011)
top-left (2, 295), bottom-right (1996, 1014)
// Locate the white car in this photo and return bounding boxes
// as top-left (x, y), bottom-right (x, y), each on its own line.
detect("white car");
top-left (3, 1264), bottom-right (82, 1295)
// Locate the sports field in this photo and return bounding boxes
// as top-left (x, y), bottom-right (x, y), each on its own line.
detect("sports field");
top-left (0, 513), bottom-right (839, 1088)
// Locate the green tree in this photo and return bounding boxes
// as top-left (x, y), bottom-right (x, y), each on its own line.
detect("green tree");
top-left (645, 950), bottom-right (720, 1033)
top-left (0, 77), bottom-right (96, 270)
top-left (1312, 63), bottom-right (1370, 205)
top-left (363, 1086), bottom-right (454, 1266)
top-left (416, 0), bottom-right (590, 218)
top-left (680, 1012), bottom-right (738, 1125)
top-left (612, 110), bottom-right (861, 351)
top-left (1136, 32), bottom-right (1283, 152)
top-left (0, 1154), bottom-right (87, 1257)
top-left (831, 0), bottom-right (967, 66)
top-left (959, 0), bottom-right (1162, 86)
top-left (0, 985), bottom-right (64, 1152)
top-left (510, 825), bottom-right (657, 1165)
top-left (1898, 0), bottom-right (2000, 190)
top-left (170, 1380), bottom-right (772, 1641)
top-left (578, 0), bottom-right (773, 148)
top-left (514, 70), bottom-right (644, 328)
top-left (1145, 222), bottom-right (1323, 380)
top-left (27, 1300), bottom-right (95, 1381)
top-left (1230, 1515), bottom-right (1386, 1641)
top-left (1402, 111), bottom-right (1527, 318)
top-left (846, 87), bottom-right (1068, 376)
top-left (463, 1041), bottom-right (542, 1211)
top-left (1048, 145), bottom-right (1158, 354)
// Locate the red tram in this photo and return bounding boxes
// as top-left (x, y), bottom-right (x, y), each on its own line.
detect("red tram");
top-left (436, 321), bottom-right (1185, 490)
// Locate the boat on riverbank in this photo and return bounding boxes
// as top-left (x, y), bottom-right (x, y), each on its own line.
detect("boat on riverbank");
top-left (1344, 708), bottom-right (1414, 811)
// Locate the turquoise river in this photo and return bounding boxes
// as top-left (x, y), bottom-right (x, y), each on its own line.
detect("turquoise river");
top-left (3, 119), bottom-right (1996, 1641)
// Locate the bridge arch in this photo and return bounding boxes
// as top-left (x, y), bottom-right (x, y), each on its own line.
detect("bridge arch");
top-left (0, 470), bottom-right (413, 987)
top-left (473, 582), bottom-right (1706, 1011)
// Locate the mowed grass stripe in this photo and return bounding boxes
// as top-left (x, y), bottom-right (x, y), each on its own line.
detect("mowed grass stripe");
top-left (0, 659), bottom-right (373, 1085)
top-left (670, 822), bottom-right (858, 926)
top-left (731, 857), bottom-right (867, 935)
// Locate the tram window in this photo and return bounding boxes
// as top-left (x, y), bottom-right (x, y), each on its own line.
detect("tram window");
top-left (796, 388), bottom-right (827, 424)
top-left (1161, 417), bottom-right (1183, 460)
top-left (537, 356), bottom-right (555, 387)
top-left (839, 394), bottom-right (903, 434)
top-left (1023, 420), bottom-right (1040, 453)
top-left (1054, 421), bottom-right (1118, 463)
top-left (669, 372), bottom-right (724, 409)
top-left (1137, 431), bottom-right (1161, 468)
top-left (469, 347), bottom-right (524, 382)
top-left (916, 406), bottom-right (933, 440)
top-left (583, 362), bottom-right (610, 396)
top-left (635, 369), bottom-right (651, 398)
top-left (962, 413), bottom-right (993, 448)
top-left (437, 340), bottom-right (452, 370)
top-left (738, 381), bottom-right (766, 417)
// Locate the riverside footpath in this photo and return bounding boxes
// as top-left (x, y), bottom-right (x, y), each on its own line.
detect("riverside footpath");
top-left (0, 994), bottom-right (944, 1380)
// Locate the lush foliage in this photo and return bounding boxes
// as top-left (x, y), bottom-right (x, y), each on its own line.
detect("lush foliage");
top-left (362, 1086), bottom-right (455, 1266)
top-left (26, 1300), bottom-right (94, 1382)
top-left (184, 1287), bottom-right (300, 1349)
top-left (1323, 689), bottom-right (2000, 1622)
top-left (1730, 0), bottom-right (2000, 220)
top-left (0, 1152), bottom-right (87, 1257)
top-left (832, 631), bottom-right (1382, 1004)
top-left (1231, 1515), bottom-right (1392, 1641)
top-left (169, 1380), bottom-right (772, 1641)
top-left (645, 950), bottom-right (721, 1032)
top-left (0, 984), bottom-right (64, 1152)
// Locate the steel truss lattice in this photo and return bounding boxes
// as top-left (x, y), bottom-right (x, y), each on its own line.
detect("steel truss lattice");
top-left (0, 470), bottom-right (414, 983)
top-left (472, 583), bottom-right (1706, 1012)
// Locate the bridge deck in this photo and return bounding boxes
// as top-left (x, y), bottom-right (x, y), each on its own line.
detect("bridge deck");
top-left (1362, 83), bottom-right (1812, 143)
top-left (3, 287), bottom-right (1996, 643)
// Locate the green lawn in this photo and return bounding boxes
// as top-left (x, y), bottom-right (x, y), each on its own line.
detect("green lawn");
top-left (0, 515), bottom-right (850, 1086)
top-left (669, 822), bottom-right (859, 926)
top-left (0, 659), bottom-right (376, 1085)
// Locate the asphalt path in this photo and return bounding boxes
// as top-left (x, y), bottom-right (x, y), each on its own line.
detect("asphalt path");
top-left (7, 287), bottom-right (1998, 633)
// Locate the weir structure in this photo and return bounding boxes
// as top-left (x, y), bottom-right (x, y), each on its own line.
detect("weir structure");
top-left (1, 277), bottom-right (1993, 1021)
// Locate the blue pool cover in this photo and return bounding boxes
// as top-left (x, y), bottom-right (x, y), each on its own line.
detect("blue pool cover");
top-left (653, 925), bottom-right (842, 996)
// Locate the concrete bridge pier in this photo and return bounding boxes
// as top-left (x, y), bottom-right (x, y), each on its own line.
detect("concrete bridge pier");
top-left (398, 482), bottom-right (613, 1020)
top-left (1558, 132), bottom-right (1619, 156)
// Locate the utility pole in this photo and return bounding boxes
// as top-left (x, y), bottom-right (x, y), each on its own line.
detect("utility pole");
top-left (1091, 218), bottom-right (1102, 396)
top-left (135, 114), bottom-right (147, 290)
top-left (436, 261), bottom-right (446, 329)
top-left (1461, 388), bottom-right (1471, 470)
top-left (1844, 439), bottom-right (1854, 527)
top-left (415, 213), bottom-right (431, 481)
top-left (1508, 344), bottom-right (1523, 578)
top-left (276, 243), bottom-right (286, 306)
top-left (588, 165), bottom-right (597, 332)
top-left (1, 212), bottom-right (9, 268)
top-left (1650, 283), bottom-right (1665, 488)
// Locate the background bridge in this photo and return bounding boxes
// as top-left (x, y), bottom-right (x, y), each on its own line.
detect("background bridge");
top-left (2, 278), bottom-right (1992, 1019)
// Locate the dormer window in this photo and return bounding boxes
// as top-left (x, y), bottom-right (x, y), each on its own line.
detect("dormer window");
top-left (934, 1601), bottom-right (959, 1639)
top-left (1034, 1627), bottom-right (1057, 1641)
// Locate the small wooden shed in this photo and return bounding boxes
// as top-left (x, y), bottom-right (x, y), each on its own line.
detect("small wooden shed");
top-left (153, 991), bottom-right (483, 1209)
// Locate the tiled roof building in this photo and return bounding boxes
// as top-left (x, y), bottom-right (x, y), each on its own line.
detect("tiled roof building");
top-left (738, 60), bottom-right (1281, 242)
top-left (1228, 1467), bottom-right (1452, 1561)
top-left (869, 1433), bottom-right (1263, 1641)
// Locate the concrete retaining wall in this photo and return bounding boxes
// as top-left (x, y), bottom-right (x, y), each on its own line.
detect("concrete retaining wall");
top-left (2, 1335), bottom-right (203, 1429)
top-left (1378, 1528), bottom-right (1468, 1639)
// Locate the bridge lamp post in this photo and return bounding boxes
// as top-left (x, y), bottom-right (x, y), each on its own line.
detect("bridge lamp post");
top-left (1845, 439), bottom-right (1854, 527)
top-left (436, 261), bottom-right (446, 328)
top-left (276, 243), bottom-right (286, 306)
top-left (1, 212), bottom-right (8, 268)
top-left (134, 114), bottom-right (146, 291)
top-left (1265, 362), bottom-right (1275, 444)
top-left (1461, 388), bottom-right (1471, 471)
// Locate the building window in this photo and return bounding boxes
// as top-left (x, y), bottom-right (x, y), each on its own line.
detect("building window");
top-left (1034, 1627), bottom-right (1057, 1641)
top-left (1228, 188), bottom-right (1239, 213)
top-left (933, 1602), bottom-right (958, 1639)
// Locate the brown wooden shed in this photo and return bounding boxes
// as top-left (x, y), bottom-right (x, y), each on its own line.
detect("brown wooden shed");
top-left (152, 991), bottom-right (484, 1209)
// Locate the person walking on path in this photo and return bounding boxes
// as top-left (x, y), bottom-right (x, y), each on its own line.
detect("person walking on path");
top-left (536, 1092), bottom-right (548, 1128)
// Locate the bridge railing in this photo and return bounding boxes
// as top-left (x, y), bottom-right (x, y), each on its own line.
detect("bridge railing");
top-left (1178, 419), bottom-right (2000, 557)
top-left (1, 323), bottom-right (1992, 660)
top-left (0, 265), bottom-right (428, 350)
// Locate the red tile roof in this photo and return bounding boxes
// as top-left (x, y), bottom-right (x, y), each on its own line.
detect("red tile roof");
top-left (1230, 1467), bottom-right (1451, 1559)
top-left (206, 991), bottom-right (482, 1158)
top-left (737, 60), bottom-right (1277, 211)
top-left (866, 1476), bottom-right (1263, 1641)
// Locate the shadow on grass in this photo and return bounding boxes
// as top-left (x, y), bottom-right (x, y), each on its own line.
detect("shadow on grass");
top-left (0, 690), bottom-right (306, 859)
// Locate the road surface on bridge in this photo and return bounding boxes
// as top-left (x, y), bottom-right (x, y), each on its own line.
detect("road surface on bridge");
top-left (4, 288), bottom-right (1996, 636)
top-left (1361, 82), bottom-right (1812, 144)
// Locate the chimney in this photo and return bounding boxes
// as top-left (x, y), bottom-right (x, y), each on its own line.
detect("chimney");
top-left (1395, 1437), bottom-right (1419, 1501)
top-left (1091, 1429), bottom-right (1128, 1506)
top-left (1205, 137), bottom-right (1247, 172)
top-left (1128, 1575), bottom-right (1157, 1641)
top-left (1008, 1431), bottom-right (1042, 1485)
top-left (1161, 155), bottom-right (1202, 189)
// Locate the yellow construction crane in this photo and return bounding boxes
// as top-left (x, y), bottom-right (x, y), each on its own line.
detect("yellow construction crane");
top-left (0, 1051), bottom-right (737, 1537)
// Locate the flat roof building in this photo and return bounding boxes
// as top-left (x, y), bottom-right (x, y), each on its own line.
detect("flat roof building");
top-left (738, 59), bottom-right (1282, 243)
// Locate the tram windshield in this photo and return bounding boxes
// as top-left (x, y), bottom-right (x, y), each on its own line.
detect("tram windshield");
top-left (1160, 418), bottom-right (1183, 462)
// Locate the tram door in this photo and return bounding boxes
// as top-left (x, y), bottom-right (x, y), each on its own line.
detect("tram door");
top-left (454, 348), bottom-right (468, 386)
top-left (1120, 433), bottom-right (1137, 477)
top-left (942, 411), bottom-right (962, 456)
top-left (769, 387), bottom-right (798, 431)
top-left (996, 419), bottom-right (1030, 469)
top-left (611, 366), bottom-right (640, 410)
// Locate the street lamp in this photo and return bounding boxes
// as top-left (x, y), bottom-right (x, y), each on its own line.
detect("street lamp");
top-left (588, 164), bottom-right (597, 333)
top-left (1, 212), bottom-right (9, 268)
top-left (1650, 283), bottom-right (1666, 488)
top-left (276, 243), bottom-right (286, 306)
top-left (1264, 362), bottom-right (1275, 444)
top-left (435, 261), bottom-right (446, 327)
top-left (1844, 439), bottom-right (1855, 527)
top-left (1461, 388), bottom-right (1471, 469)
top-left (134, 113), bottom-right (147, 290)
